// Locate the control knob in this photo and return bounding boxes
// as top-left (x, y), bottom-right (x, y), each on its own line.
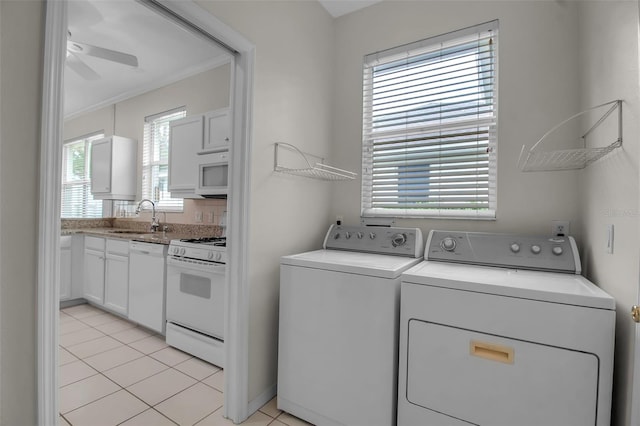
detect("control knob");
top-left (531, 245), bottom-right (541, 254)
top-left (369, 232), bottom-right (376, 240)
top-left (552, 246), bottom-right (563, 256)
top-left (441, 237), bottom-right (456, 252)
top-left (215, 252), bottom-right (222, 261)
top-left (510, 243), bottom-right (521, 253)
top-left (356, 232), bottom-right (363, 239)
top-left (208, 252), bottom-right (215, 260)
top-left (333, 232), bottom-right (340, 240)
top-left (180, 248), bottom-right (186, 256)
top-left (391, 233), bottom-right (407, 247)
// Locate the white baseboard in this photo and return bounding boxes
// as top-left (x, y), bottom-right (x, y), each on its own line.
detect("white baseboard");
top-left (247, 383), bottom-right (277, 416)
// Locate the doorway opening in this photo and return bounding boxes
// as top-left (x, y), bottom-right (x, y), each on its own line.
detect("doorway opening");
top-left (39, 1), bottom-right (254, 424)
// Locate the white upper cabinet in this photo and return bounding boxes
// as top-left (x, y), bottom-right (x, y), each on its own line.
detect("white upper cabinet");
top-left (168, 115), bottom-right (204, 198)
top-left (202, 108), bottom-right (231, 154)
top-left (169, 108), bottom-right (231, 198)
top-left (90, 136), bottom-right (137, 200)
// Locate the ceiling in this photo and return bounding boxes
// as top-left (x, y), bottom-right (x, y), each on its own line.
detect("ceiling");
top-left (65, 0), bottom-right (381, 119)
top-left (318, 0), bottom-right (383, 18)
top-left (65, 0), bottom-right (232, 118)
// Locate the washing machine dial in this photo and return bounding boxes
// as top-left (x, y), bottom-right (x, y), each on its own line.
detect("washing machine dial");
top-left (530, 245), bottom-right (541, 254)
top-left (391, 233), bottom-right (407, 247)
top-left (441, 237), bottom-right (456, 252)
top-left (510, 243), bottom-right (521, 253)
top-left (552, 246), bottom-right (563, 256)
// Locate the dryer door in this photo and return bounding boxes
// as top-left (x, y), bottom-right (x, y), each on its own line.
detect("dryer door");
top-left (405, 320), bottom-right (599, 426)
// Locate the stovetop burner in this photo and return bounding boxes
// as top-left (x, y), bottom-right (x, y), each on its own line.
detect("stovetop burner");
top-left (180, 237), bottom-right (226, 246)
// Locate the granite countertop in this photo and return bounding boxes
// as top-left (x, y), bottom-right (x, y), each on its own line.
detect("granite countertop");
top-left (61, 218), bottom-right (223, 245)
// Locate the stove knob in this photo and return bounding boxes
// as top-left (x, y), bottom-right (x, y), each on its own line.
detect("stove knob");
top-left (345, 232), bottom-right (351, 239)
top-left (441, 237), bottom-right (456, 252)
top-left (531, 245), bottom-right (541, 254)
top-left (357, 232), bottom-right (363, 239)
top-left (215, 252), bottom-right (222, 261)
top-left (180, 248), bottom-right (186, 255)
top-left (552, 246), bottom-right (563, 256)
top-left (333, 232), bottom-right (340, 240)
top-left (392, 233), bottom-right (407, 247)
top-left (510, 243), bottom-right (520, 253)
top-left (369, 232), bottom-right (376, 240)
top-left (172, 247), bottom-right (179, 255)
top-left (208, 252), bottom-right (215, 260)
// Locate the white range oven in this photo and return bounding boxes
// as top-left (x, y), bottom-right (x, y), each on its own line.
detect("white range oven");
top-left (166, 236), bottom-right (226, 367)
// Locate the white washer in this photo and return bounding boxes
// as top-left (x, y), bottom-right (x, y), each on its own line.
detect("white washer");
top-left (278, 224), bottom-right (424, 426)
top-left (398, 230), bottom-right (616, 426)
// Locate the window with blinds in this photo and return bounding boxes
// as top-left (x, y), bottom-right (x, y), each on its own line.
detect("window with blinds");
top-left (61, 133), bottom-right (104, 218)
top-left (142, 108), bottom-right (187, 211)
top-left (361, 21), bottom-right (498, 219)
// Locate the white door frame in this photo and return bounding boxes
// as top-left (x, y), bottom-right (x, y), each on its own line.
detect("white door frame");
top-left (37, 1), bottom-right (254, 424)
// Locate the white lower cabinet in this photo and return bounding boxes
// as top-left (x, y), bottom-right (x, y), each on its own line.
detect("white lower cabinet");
top-left (60, 236), bottom-right (72, 300)
top-left (84, 236), bottom-right (106, 305)
top-left (104, 239), bottom-right (130, 315)
top-left (83, 236), bottom-right (130, 315)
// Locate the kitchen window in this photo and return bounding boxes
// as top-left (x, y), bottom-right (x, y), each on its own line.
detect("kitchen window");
top-left (361, 20), bottom-right (498, 219)
top-left (142, 107), bottom-right (187, 211)
top-left (61, 133), bottom-right (104, 218)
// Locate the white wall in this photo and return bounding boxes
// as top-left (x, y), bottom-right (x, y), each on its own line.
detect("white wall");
top-left (0, 0), bottom-right (42, 423)
top-left (331, 1), bottom-right (582, 237)
top-left (577, 2), bottom-right (640, 424)
top-left (198, 0), bottom-right (335, 405)
top-left (64, 65), bottom-right (231, 225)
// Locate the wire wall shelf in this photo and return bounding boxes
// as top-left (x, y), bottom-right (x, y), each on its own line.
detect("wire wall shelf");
top-left (518, 100), bottom-right (622, 172)
top-left (274, 143), bottom-right (357, 181)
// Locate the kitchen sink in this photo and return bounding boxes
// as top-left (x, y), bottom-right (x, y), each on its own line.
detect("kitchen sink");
top-left (108, 230), bottom-right (153, 234)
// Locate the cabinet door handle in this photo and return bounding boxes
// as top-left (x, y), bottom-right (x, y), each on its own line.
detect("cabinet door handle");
top-left (470, 340), bottom-right (514, 364)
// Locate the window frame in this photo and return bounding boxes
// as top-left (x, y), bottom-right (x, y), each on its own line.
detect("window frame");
top-left (61, 132), bottom-right (105, 218)
top-left (141, 107), bottom-right (187, 212)
top-left (361, 20), bottom-right (498, 220)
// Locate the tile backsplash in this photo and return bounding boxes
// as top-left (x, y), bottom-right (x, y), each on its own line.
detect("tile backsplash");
top-left (113, 199), bottom-right (227, 226)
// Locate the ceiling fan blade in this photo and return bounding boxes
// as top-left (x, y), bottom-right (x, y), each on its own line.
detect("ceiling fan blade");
top-left (67, 40), bottom-right (139, 68)
top-left (66, 53), bottom-right (100, 80)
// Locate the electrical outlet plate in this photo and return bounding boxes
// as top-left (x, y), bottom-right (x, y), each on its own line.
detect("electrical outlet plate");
top-left (551, 220), bottom-right (570, 237)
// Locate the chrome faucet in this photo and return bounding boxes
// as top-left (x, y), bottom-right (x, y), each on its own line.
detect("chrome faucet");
top-left (136, 199), bottom-right (159, 232)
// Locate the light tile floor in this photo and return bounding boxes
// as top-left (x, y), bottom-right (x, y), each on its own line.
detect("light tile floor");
top-left (60, 304), bottom-right (311, 426)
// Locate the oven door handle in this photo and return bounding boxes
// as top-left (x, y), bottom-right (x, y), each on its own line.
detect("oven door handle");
top-left (167, 256), bottom-right (226, 274)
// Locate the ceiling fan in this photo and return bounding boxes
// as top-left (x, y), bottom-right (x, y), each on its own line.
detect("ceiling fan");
top-left (66, 31), bottom-right (139, 80)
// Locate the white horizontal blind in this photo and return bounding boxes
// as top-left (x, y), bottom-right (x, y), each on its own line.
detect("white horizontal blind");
top-left (61, 133), bottom-right (104, 218)
top-left (362, 21), bottom-right (498, 219)
top-left (142, 107), bottom-right (186, 211)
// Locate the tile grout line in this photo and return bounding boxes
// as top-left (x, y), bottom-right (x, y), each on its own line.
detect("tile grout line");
top-left (60, 306), bottom-right (228, 425)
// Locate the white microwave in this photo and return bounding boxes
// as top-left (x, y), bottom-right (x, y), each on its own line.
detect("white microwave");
top-left (196, 151), bottom-right (228, 198)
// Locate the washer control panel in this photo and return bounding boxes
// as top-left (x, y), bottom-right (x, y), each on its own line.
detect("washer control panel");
top-left (426, 230), bottom-right (581, 274)
top-left (324, 225), bottom-right (424, 258)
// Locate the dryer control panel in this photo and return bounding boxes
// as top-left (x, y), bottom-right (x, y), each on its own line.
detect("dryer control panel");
top-left (324, 225), bottom-right (424, 258)
top-left (426, 230), bottom-right (581, 274)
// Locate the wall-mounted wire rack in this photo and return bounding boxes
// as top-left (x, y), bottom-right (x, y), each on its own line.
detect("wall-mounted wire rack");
top-left (518, 100), bottom-right (622, 172)
top-left (273, 142), bottom-right (357, 181)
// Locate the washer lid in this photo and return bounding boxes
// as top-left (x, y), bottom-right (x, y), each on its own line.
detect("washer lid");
top-left (402, 261), bottom-right (615, 310)
top-left (281, 249), bottom-right (423, 279)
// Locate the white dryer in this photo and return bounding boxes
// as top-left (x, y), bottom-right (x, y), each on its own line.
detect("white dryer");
top-left (398, 230), bottom-right (616, 426)
top-left (278, 224), bottom-right (423, 426)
